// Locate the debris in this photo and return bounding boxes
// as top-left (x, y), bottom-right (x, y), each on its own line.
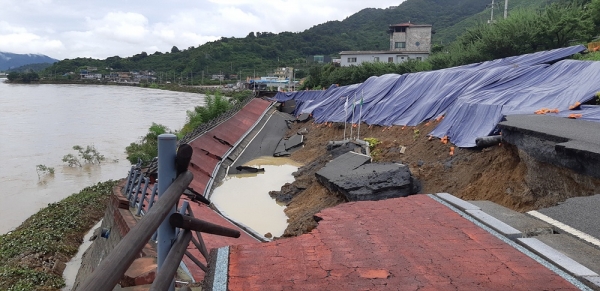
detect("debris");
top-left (285, 134), bottom-right (304, 151)
top-left (297, 128), bottom-right (309, 135)
top-left (235, 166), bottom-right (265, 173)
top-left (399, 146), bottom-right (407, 154)
top-left (297, 113), bottom-right (310, 122)
top-left (568, 101), bottom-right (581, 110)
top-left (317, 159), bottom-right (421, 201)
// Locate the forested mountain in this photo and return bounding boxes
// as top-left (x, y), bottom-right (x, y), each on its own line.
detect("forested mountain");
top-left (44, 0), bottom-right (557, 79)
top-left (6, 62), bottom-right (54, 73)
top-left (0, 52), bottom-right (57, 71)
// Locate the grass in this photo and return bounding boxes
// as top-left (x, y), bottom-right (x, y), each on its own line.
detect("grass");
top-left (0, 180), bottom-right (117, 291)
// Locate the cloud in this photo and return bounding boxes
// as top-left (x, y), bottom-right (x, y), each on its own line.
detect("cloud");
top-left (0, 21), bottom-right (64, 54)
top-left (0, 0), bottom-right (405, 59)
top-left (87, 12), bottom-right (149, 44)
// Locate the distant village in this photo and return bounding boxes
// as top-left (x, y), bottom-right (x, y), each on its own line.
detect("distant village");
top-left (69, 65), bottom-right (303, 91)
top-left (4, 22), bottom-right (433, 91)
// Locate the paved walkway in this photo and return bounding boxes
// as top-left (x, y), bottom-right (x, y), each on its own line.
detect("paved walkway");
top-left (227, 195), bottom-right (578, 290)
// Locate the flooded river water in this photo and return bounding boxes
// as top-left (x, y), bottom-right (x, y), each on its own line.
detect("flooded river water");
top-left (0, 80), bottom-right (205, 234)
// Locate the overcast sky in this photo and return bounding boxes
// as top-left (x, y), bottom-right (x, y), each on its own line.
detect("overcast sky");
top-left (0, 0), bottom-right (405, 60)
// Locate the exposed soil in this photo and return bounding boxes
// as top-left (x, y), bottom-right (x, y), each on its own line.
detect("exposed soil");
top-left (275, 119), bottom-right (600, 237)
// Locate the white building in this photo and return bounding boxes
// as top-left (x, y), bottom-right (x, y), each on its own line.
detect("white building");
top-left (339, 22), bottom-right (432, 67)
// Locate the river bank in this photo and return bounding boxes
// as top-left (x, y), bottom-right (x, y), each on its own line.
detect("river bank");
top-left (4, 78), bottom-right (252, 98)
top-left (0, 181), bottom-right (117, 290)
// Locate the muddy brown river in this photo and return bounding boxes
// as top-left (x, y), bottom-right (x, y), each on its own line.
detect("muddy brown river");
top-left (0, 80), bottom-right (205, 234)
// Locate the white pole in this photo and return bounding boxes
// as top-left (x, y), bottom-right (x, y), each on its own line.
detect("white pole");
top-left (358, 90), bottom-right (363, 140)
top-left (343, 96), bottom-right (348, 140)
top-left (504, 0), bottom-right (508, 19)
top-left (490, 0), bottom-right (495, 23)
top-left (350, 93), bottom-right (356, 139)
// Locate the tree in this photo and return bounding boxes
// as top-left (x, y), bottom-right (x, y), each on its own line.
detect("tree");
top-left (534, 3), bottom-right (594, 49)
top-left (171, 46), bottom-right (180, 53)
top-left (7, 72), bottom-right (19, 81)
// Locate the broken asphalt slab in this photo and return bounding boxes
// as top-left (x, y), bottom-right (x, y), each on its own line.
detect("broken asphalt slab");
top-left (316, 151), bottom-right (420, 201)
top-left (499, 114), bottom-right (600, 178)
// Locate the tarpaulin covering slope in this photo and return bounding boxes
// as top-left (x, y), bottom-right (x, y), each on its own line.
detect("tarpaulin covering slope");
top-left (273, 45), bottom-right (600, 147)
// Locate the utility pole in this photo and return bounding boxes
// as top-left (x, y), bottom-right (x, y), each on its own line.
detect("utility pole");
top-left (504, 0), bottom-right (508, 19)
top-left (490, 0), bottom-right (495, 23)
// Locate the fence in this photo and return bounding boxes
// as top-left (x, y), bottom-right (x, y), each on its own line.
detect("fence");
top-left (79, 135), bottom-right (240, 291)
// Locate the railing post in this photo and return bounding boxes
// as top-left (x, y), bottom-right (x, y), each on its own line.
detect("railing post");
top-left (176, 201), bottom-right (190, 236)
top-left (136, 177), bottom-right (150, 215)
top-left (157, 134), bottom-right (177, 291)
top-left (127, 169), bottom-right (139, 201)
top-left (130, 175), bottom-right (143, 207)
top-left (148, 183), bottom-right (158, 210)
top-left (124, 166), bottom-right (135, 193)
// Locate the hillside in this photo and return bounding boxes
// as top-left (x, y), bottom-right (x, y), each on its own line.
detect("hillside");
top-left (45, 0), bottom-right (556, 78)
top-left (436, 0), bottom-right (558, 43)
top-left (0, 52), bottom-right (57, 71)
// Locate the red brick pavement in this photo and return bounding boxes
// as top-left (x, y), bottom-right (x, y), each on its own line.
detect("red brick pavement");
top-left (183, 198), bottom-right (259, 282)
top-left (228, 195), bottom-right (578, 291)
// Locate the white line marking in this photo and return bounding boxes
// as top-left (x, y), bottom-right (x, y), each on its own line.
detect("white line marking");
top-left (528, 211), bottom-right (600, 248)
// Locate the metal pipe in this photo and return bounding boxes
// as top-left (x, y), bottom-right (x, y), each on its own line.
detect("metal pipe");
top-left (78, 171), bottom-right (193, 291)
top-left (148, 184), bottom-right (158, 210)
top-left (185, 250), bottom-right (208, 272)
top-left (169, 213), bottom-right (241, 238)
top-left (475, 135), bottom-right (503, 148)
top-left (150, 229), bottom-right (192, 291)
top-left (130, 173), bottom-right (143, 206)
top-left (157, 134), bottom-right (178, 286)
top-left (124, 166), bottom-right (135, 193)
top-left (134, 177), bottom-right (150, 212)
top-left (127, 170), bottom-right (139, 201)
top-left (185, 204), bottom-right (209, 260)
top-left (176, 201), bottom-right (190, 236)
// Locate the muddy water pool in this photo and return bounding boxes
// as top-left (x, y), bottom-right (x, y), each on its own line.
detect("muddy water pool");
top-left (210, 157), bottom-right (302, 238)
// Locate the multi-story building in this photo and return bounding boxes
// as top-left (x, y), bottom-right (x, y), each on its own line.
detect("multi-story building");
top-left (339, 22), bottom-right (432, 67)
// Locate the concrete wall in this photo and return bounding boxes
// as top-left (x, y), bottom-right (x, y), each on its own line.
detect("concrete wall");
top-left (72, 184), bottom-right (144, 290)
top-left (389, 26), bottom-right (431, 52)
top-left (340, 52), bottom-right (429, 67)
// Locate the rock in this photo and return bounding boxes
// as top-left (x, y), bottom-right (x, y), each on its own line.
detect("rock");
top-left (52, 261), bottom-right (67, 275)
top-left (264, 232), bottom-right (273, 238)
top-left (417, 160), bottom-right (425, 167)
top-left (316, 152), bottom-right (420, 201)
top-left (444, 161), bottom-right (453, 169)
top-left (297, 113), bottom-right (310, 122)
top-left (297, 128), bottom-right (309, 135)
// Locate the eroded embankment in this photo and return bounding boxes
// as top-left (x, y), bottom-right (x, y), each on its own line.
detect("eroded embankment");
top-left (275, 120), bottom-right (600, 237)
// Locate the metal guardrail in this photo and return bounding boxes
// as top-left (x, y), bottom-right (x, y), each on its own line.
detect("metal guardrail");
top-left (79, 171), bottom-right (194, 290)
top-left (81, 136), bottom-right (242, 290)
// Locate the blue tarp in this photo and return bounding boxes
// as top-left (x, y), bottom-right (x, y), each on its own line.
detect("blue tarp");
top-left (273, 45), bottom-right (600, 147)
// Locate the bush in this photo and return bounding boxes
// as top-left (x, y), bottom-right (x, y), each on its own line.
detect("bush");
top-left (125, 123), bottom-right (171, 164)
top-left (35, 165), bottom-right (55, 178)
top-left (179, 92), bottom-right (232, 137)
top-left (62, 145), bottom-right (105, 167)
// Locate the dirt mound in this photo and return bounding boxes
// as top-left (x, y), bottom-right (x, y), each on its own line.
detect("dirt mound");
top-left (276, 119), bottom-right (600, 237)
